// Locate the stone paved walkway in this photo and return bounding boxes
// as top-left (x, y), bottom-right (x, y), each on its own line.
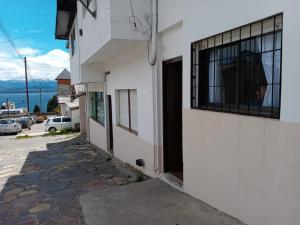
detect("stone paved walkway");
top-left (0, 135), bottom-right (140, 225)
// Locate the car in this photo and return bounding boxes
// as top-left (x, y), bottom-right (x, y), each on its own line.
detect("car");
top-left (19, 117), bottom-right (30, 128)
top-left (30, 115), bottom-right (37, 124)
top-left (44, 116), bottom-right (72, 133)
top-left (0, 119), bottom-right (22, 135)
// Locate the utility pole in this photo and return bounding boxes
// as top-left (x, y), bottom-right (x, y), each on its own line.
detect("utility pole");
top-left (39, 88), bottom-right (42, 113)
top-left (24, 57), bottom-right (31, 130)
top-left (6, 98), bottom-right (9, 118)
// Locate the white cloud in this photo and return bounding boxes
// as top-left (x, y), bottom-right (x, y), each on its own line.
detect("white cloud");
top-left (0, 48), bottom-right (70, 80)
top-left (19, 47), bottom-right (41, 56)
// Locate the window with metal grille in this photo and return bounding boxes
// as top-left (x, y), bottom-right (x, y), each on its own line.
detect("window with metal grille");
top-left (91, 92), bottom-right (105, 126)
top-left (118, 89), bottom-right (138, 135)
top-left (191, 14), bottom-right (283, 119)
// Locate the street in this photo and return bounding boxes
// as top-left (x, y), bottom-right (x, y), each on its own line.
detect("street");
top-left (0, 134), bottom-right (138, 225)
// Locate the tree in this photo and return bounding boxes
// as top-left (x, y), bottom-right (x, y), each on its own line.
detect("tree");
top-left (47, 95), bottom-right (58, 112)
top-left (33, 105), bottom-right (41, 113)
top-left (0, 106), bottom-right (5, 110)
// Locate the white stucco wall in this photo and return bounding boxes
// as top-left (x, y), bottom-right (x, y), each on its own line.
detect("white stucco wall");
top-left (76, 0), bottom-right (150, 64)
top-left (157, 1), bottom-right (300, 225)
top-left (89, 118), bottom-right (107, 151)
top-left (105, 42), bottom-right (156, 177)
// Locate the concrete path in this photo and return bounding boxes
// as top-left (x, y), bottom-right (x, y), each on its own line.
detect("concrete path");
top-left (80, 179), bottom-right (246, 225)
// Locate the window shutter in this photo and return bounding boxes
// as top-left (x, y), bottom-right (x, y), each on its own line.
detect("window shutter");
top-left (129, 90), bottom-right (138, 132)
top-left (119, 90), bottom-right (129, 128)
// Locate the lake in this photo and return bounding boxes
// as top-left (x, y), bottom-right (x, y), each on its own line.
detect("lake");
top-left (0, 92), bottom-right (57, 112)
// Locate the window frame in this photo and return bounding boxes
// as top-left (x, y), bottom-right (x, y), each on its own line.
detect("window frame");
top-left (190, 14), bottom-right (283, 119)
top-left (117, 89), bottom-right (138, 135)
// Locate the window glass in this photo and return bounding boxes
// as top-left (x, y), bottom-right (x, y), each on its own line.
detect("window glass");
top-left (191, 14), bottom-right (282, 119)
top-left (62, 117), bottom-right (71, 122)
top-left (91, 92), bottom-right (105, 125)
top-left (0, 120), bottom-right (7, 124)
top-left (53, 118), bottom-right (62, 123)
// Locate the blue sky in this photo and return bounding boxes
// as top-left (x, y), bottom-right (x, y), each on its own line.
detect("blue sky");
top-left (0, 0), bottom-right (65, 53)
top-left (0, 0), bottom-right (69, 80)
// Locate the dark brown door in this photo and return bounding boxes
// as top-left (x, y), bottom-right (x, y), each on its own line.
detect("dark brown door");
top-left (107, 95), bottom-right (114, 151)
top-left (163, 57), bottom-right (183, 181)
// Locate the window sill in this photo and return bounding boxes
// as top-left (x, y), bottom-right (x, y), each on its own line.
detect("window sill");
top-left (190, 107), bottom-right (280, 120)
top-left (117, 124), bottom-right (138, 136)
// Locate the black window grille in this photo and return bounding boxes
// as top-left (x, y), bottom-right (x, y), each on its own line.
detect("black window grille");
top-left (191, 14), bottom-right (283, 119)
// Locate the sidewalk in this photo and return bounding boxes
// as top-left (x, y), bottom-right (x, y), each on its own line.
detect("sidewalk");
top-left (80, 179), bottom-right (246, 225)
top-left (17, 123), bottom-right (47, 137)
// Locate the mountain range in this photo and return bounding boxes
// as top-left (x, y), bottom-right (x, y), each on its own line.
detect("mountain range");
top-left (0, 79), bottom-right (57, 93)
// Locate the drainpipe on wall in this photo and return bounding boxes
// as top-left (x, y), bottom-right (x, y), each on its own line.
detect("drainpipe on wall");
top-left (85, 83), bottom-right (90, 143)
top-left (149, 0), bottom-right (158, 66)
top-left (149, 0), bottom-right (160, 174)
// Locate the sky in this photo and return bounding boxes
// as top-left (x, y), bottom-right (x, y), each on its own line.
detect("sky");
top-left (0, 0), bottom-right (70, 80)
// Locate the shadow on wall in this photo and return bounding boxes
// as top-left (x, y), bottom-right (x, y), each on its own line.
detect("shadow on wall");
top-left (0, 135), bottom-right (138, 225)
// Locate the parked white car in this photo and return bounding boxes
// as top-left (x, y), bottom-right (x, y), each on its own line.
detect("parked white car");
top-left (44, 116), bottom-right (72, 133)
top-left (0, 119), bottom-right (22, 135)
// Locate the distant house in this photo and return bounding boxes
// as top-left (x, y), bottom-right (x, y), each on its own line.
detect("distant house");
top-left (55, 68), bottom-right (73, 97)
top-left (55, 69), bottom-right (80, 130)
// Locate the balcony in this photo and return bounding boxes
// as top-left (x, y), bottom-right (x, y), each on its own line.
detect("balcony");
top-left (77, 0), bottom-right (151, 65)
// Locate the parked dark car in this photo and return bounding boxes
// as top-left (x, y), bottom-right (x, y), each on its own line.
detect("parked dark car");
top-left (19, 117), bottom-right (30, 128)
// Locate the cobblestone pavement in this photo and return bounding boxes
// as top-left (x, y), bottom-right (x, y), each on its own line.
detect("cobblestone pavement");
top-left (0, 134), bottom-right (140, 225)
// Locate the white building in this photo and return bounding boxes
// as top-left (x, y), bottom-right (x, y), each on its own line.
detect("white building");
top-left (55, 1), bottom-right (300, 225)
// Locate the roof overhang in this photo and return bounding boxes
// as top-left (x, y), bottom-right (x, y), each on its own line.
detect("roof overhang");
top-left (55, 0), bottom-right (77, 40)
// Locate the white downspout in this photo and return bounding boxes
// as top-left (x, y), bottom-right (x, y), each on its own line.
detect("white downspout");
top-left (150, 0), bottom-right (159, 174)
top-left (149, 0), bottom-right (158, 66)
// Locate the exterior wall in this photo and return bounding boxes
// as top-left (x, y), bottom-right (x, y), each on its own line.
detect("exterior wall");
top-left (57, 79), bottom-right (71, 85)
top-left (183, 109), bottom-right (300, 225)
top-left (60, 104), bottom-right (68, 117)
top-left (175, 1), bottom-right (300, 225)
top-left (89, 118), bottom-right (107, 151)
top-left (79, 95), bottom-right (86, 134)
top-left (105, 43), bottom-right (156, 177)
top-left (76, 0), bottom-right (150, 64)
top-left (71, 108), bottom-right (80, 128)
top-left (57, 83), bottom-right (72, 96)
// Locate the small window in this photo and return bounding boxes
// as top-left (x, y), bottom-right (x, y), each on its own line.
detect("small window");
top-left (91, 92), bottom-right (105, 126)
top-left (191, 14), bottom-right (282, 119)
top-left (53, 118), bottom-right (62, 123)
top-left (118, 89), bottom-right (138, 135)
top-left (62, 117), bottom-right (71, 122)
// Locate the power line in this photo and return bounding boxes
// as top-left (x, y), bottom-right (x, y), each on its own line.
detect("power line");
top-left (0, 23), bottom-right (23, 59)
top-left (0, 31), bottom-right (49, 44)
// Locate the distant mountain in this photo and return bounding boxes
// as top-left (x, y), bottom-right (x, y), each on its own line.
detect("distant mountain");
top-left (0, 79), bottom-right (57, 93)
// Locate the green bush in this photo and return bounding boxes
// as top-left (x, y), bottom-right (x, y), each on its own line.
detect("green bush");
top-left (43, 128), bottom-right (75, 137)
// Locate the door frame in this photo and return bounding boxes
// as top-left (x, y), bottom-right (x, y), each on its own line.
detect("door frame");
top-left (107, 94), bottom-right (114, 152)
top-left (162, 56), bottom-right (183, 174)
